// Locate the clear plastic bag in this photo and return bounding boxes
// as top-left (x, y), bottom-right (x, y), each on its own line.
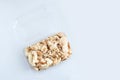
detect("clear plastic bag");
top-left (11, 1), bottom-right (72, 80)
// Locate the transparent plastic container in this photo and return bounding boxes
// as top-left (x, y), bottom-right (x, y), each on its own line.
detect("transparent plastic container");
top-left (11, 1), bottom-right (72, 80)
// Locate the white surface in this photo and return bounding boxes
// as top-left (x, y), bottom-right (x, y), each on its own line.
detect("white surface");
top-left (0, 0), bottom-right (120, 80)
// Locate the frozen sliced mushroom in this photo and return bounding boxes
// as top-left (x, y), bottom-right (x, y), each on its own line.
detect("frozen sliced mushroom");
top-left (25, 32), bottom-right (72, 71)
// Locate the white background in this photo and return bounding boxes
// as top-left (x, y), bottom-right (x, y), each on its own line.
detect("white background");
top-left (0, 0), bottom-right (120, 80)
